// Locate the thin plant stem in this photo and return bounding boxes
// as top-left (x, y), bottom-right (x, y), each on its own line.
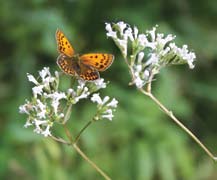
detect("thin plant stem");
top-left (139, 88), bottom-right (217, 161)
top-left (74, 120), bottom-right (93, 144)
top-left (73, 144), bottom-right (111, 180)
top-left (63, 125), bottom-right (111, 180)
top-left (50, 135), bottom-right (111, 179)
top-left (62, 104), bottom-right (72, 124)
top-left (50, 135), bottom-right (70, 145)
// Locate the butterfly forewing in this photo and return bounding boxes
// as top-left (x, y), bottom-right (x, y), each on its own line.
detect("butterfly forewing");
top-left (57, 54), bottom-right (78, 76)
top-left (80, 53), bottom-right (114, 71)
top-left (56, 30), bottom-right (74, 57)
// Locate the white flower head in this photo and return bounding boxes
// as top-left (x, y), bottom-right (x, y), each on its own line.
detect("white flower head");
top-left (91, 93), bottom-right (118, 121)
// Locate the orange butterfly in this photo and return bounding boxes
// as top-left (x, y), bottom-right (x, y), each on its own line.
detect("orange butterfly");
top-left (56, 29), bottom-right (114, 81)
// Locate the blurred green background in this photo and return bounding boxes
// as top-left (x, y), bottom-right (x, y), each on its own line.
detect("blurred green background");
top-left (1, 0), bottom-right (217, 179)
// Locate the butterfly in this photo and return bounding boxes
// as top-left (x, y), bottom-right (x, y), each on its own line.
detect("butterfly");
top-left (55, 29), bottom-right (114, 81)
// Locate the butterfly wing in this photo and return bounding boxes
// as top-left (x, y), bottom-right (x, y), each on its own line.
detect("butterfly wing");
top-left (56, 29), bottom-right (75, 57)
top-left (79, 63), bottom-right (100, 81)
top-left (80, 53), bottom-right (114, 71)
top-left (57, 54), bottom-right (80, 76)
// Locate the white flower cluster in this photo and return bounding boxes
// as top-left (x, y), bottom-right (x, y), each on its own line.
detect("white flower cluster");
top-left (91, 93), bottom-right (118, 121)
top-left (19, 67), bottom-right (117, 137)
top-left (106, 21), bottom-right (196, 88)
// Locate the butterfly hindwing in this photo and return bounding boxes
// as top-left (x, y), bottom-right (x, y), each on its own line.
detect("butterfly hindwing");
top-left (79, 63), bottom-right (100, 81)
top-left (56, 29), bottom-right (74, 57)
top-left (80, 53), bottom-right (114, 71)
top-left (57, 54), bottom-right (78, 76)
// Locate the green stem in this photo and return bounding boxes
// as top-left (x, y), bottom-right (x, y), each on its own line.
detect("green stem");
top-left (63, 125), bottom-right (111, 179)
top-left (62, 104), bottom-right (72, 124)
top-left (74, 120), bottom-right (93, 144)
top-left (139, 88), bottom-right (217, 162)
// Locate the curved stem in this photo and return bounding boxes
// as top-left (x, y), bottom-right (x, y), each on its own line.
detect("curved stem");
top-left (50, 135), bottom-right (70, 145)
top-left (73, 144), bottom-right (111, 180)
top-left (74, 120), bottom-right (93, 144)
top-left (139, 88), bottom-right (217, 161)
top-left (63, 125), bottom-right (111, 179)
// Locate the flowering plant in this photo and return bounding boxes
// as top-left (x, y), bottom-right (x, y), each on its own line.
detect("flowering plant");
top-left (106, 21), bottom-right (216, 161)
top-left (19, 67), bottom-right (118, 179)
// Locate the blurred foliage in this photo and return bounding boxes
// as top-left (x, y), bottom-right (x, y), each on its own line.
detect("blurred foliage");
top-left (1, 0), bottom-right (217, 179)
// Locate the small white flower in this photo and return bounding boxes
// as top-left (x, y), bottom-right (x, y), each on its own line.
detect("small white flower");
top-left (34, 119), bottom-right (47, 128)
top-left (138, 34), bottom-right (148, 47)
top-left (45, 92), bottom-right (66, 114)
top-left (41, 125), bottom-right (52, 137)
top-left (117, 21), bottom-right (127, 36)
top-left (45, 92), bottom-right (67, 101)
top-left (135, 64), bottom-right (142, 72)
top-left (143, 70), bottom-right (150, 79)
top-left (102, 109), bottom-right (114, 121)
top-left (156, 33), bottom-right (175, 48)
top-left (134, 74), bottom-right (144, 88)
top-left (27, 73), bottom-right (38, 85)
top-left (148, 26), bottom-right (157, 41)
top-left (117, 39), bottom-right (128, 58)
top-left (94, 78), bottom-right (106, 89)
top-left (105, 23), bottom-right (117, 39)
top-left (125, 27), bottom-right (134, 41)
top-left (169, 43), bottom-right (196, 69)
top-left (106, 98), bottom-right (118, 108)
top-left (24, 119), bottom-right (32, 128)
top-left (39, 67), bottom-right (50, 80)
top-left (102, 96), bottom-right (110, 105)
top-left (133, 26), bottom-right (139, 39)
top-left (91, 93), bottom-right (102, 104)
top-left (74, 87), bottom-right (90, 103)
top-left (32, 85), bottom-right (44, 97)
top-left (19, 104), bottom-right (29, 114)
top-left (145, 53), bottom-right (159, 66)
top-left (59, 113), bottom-right (64, 118)
top-left (68, 88), bottom-right (74, 94)
top-left (36, 99), bottom-right (46, 119)
top-left (137, 52), bottom-right (144, 64)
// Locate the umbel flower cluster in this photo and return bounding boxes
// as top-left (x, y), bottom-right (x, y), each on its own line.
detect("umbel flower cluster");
top-left (105, 21), bottom-right (196, 88)
top-left (19, 67), bottom-right (118, 137)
